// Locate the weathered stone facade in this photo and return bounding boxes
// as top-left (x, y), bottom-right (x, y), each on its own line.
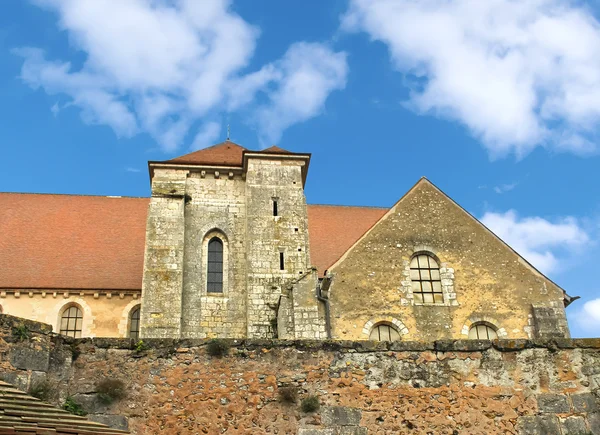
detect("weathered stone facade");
top-left (1, 314), bottom-right (599, 434)
top-left (327, 179), bottom-right (571, 342)
top-left (140, 146), bottom-right (326, 340)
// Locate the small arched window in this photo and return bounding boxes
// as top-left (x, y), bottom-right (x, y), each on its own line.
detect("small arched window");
top-left (60, 305), bottom-right (83, 338)
top-left (129, 305), bottom-right (141, 340)
top-left (369, 323), bottom-right (401, 341)
top-left (410, 253), bottom-right (443, 304)
top-left (207, 237), bottom-right (224, 293)
top-left (468, 322), bottom-right (498, 340)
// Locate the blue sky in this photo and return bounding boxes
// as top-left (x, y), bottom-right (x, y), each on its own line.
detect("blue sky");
top-left (1, 0), bottom-right (599, 337)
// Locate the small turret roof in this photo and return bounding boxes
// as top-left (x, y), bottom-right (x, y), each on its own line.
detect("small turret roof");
top-left (166, 140), bottom-right (246, 166)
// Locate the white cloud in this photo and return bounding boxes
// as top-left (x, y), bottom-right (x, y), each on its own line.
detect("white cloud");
top-left (481, 210), bottom-right (589, 274)
top-left (15, 0), bottom-right (347, 152)
top-left (493, 182), bottom-right (518, 194)
top-left (125, 167), bottom-right (141, 173)
top-left (251, 43), bottom-right (348, 145)
top-left (192, 121), bottom-right (222, 151)
top-left (342, 0), bottom-right (600, 158)
top-left (50, 101), bottom-right (60, 117)
top-left (575, 298), bottom-right (600, 334)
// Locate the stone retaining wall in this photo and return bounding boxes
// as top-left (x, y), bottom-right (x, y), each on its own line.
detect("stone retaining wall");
top-left (0, 314), bottom-right (599, 434)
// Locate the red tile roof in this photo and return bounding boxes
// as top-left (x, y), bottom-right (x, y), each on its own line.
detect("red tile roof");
top-left (261, 145), bottom-right (293, 154)
top-left (307, 205), bottom-right (387, 275)
top-left (0, 193), bottom-right (148, 290)
top-left (0, 194), bottom-right (386, 290)
top-left (165, 141), bottom-right (246, 166)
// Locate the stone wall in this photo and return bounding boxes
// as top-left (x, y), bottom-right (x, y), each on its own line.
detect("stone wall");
top-left (245, 157), bottom-right (313, 339)
top-left (140, 154), bottom-right (322, 340)
top-left (140, 168), bottom-right (187, 338)
top-left (328, 179), bottom-right (570, 342)
top-left (181, 170), bottom-right (248, 339)
top-left (1, 314), bottom-right (599, 434)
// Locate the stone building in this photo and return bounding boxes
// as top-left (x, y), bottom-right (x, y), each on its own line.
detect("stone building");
top-left (0, 141), bottom-right (576, 341)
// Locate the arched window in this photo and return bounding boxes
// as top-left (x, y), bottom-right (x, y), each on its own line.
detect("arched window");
top-left (207, 237), bottom-right (224, 293)
top-left (468, 322), bottom-right (498, 340)
top-left (59, 305), bottom-right (83, 338)
top-left (129, 305), bottom-right (141, 340)
top-left (369, 323), bottom-right (401, 341)
top-left (410, 253), bottom-right (443, 304)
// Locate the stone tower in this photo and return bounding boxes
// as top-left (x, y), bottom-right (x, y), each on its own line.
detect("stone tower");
top-left (139, 141), bottom-right (325, 339)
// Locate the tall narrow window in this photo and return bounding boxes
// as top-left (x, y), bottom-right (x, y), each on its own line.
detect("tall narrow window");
top-left (129, 306), bottom-right (141, 340)
top-left (207, 237), bottom-right (223, 293)
top-left (279, 251), bottom-right (285, 270)
top-left (60, 305), bottom-right (83, 338)
top-left (273, 199), bottom-right (278, 216)
top-left (410, 253), bottom-right (443, 304)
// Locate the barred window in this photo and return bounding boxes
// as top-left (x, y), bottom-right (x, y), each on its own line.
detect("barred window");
top-left (468, 323), bottom-right (498, 340)
top-left (60, 305), bottom-right (83, 338)
top-left (410, 254), bottom-right (443, 304)
top-left (129, 306), bottom-right (141, 340)
top-left (369, 324), bottom-right (401, 341)
top-left (207, 237), bottom-right (223, 293)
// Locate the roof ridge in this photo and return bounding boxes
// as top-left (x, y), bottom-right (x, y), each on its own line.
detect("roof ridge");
top-left (0, 192), bottom-right (149, 199)
top-left (308, 203), bottom-right (389, 209)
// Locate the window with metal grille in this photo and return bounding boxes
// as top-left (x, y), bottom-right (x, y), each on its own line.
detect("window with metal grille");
top-left (410, 254), bottom-right (443, 304)
top-left (129, 306), bottom-right (141, 340)
top-left (369, 324), bottom-right (401, 341)
top-left (207, 237), bottom-right (223, 293)
top-left (468, 323), bottom-right (498, 340)
top-left (59, 305), bottom-right (83, 338)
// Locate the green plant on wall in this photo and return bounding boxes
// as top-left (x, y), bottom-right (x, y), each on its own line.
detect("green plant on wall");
top-left (12, 324), bottom-right (30, 341)
top-left (96, 378), bottom-right (127, 404)
top-left (63, 396), bottom-right (86, 416)
top-left (301, 395), bottom-right (320, 413)
top-left (133, 340), bottom-right (149, 353)
top-left (28, 380), bottom-right (54, 402)
top-left (206, 339), bottom-right (230, 357)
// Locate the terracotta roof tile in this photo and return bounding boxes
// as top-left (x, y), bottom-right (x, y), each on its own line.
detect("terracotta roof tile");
top-left (261, 145), bottom-right (293, 154)
top-left (166, 141), bottom-right (246, 166)
top-left (0, 193), bottom-right (148, 290)
top-left (0, 380), bottom-right (130, 434)
top-left (307, 205), bottom-right (388, 275)
top-left (0, 194), bottom-right (386, 289)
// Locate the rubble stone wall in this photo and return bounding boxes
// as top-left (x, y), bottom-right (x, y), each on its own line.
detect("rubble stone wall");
top-left (1, 314), bottom-right (599, 435)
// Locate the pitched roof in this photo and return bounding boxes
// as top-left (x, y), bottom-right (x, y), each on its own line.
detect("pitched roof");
top-left (0, 380), bottom-right (129, 434)
top-left (325, 177), bottom-right (574, 304)
top-left (165, 141), bottom-right (246, 166)
top-left (307, 204), bottom-right (388, 275)
top-left (0, 193), bottom-right (148, 290)
top-left (0, 194), bottom-right (384, 289)
top-left (261, 145), bottom-right (293, 154)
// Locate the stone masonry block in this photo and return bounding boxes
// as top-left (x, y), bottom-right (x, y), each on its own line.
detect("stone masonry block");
top-left (572, 393), bottom-right (598, 413)
top-left (335, 428), bottom-right (368, 435)
top-left (590, 412), bottom-right (600, 435)
top-left (298, 429), bottom-right (335, 435)
top-left (560, 416), bottom-right (589, 435)
top-left (321, 406), bottom-right (362, 427)
top-left (9, 347), bottom-right (49, 372)
top-left (517, 415), bottom-right (561, 435)
top-left (89, 414), bottom-right (129, 431)
top-left (537, 393), bottom-right (571, 414)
